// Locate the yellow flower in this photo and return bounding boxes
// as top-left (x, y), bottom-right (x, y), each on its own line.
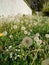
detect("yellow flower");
top-left (0, 33), bottom-right (3, 37)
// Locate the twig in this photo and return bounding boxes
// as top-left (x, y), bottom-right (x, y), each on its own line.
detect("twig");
top-left (31, 49), bottom-right (41, 65)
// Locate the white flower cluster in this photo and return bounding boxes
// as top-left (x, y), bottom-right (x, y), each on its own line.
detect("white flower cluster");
top-left (24, 30), bottom-right (28, 35)
top-left (2, 31), bottom-right (7, 36)
top-left (21, 26), bottom-right (26, 31)
top-left (45, 34), bottom-right (49, 38)
top-left (34, 33), bottom-right (42, 45)
top-left (6, 45), bottom-right (12, 52)
top-left (13, 25), bottom-right (17, 29)
top-left (21, 26), bottom-right (31, 35)
top-left (9, 45), bottom-right (12, 49)
top-left (9, 35), bottom-right (13, 39)
top-left (10, 52), bottom-right (13, 58)
top-left (5, 45), bottom-right (21, 59)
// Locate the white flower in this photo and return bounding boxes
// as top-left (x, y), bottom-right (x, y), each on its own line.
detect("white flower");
top-left (21, 26), bottom-right (26, 31)
top-left (15, 49), bottom-right (20, 52)
top-left (45, 34), bottom-right (49, 38)
top-left (29, 24), bottom-right (31, 27)
top-left (9, 46), bottom-right (12, 49)
top-left (21, 21), bottom-right (24, 24)
top-left (35, 33), bottom-right (40, 37)
top-left (34, 22), bottom-right (37, 25)
top-left (16, 18), bottom-right (20, 23)
top-left (34, 36), bottom-right (42, 45)
top-left (30, 29), bottom-right (32, 32)
top-left (28, 32), bottom-right (31, 35)
top-left (9, 35), bottom-right (13, 39)
top-left (13, 25), bottom-right (17, 29)
top-left (17, 55), bottom-right (20, 57)
top-left (42, 58), bottom-right (49, 65)
top-left (34, 36), bottom-right (39, 42)
top-left (15, 56), bottom-right (17, 60)
top-left (17, 49), bottom-right (20, 52)
top-left (6, 49), bottom-right (9, 52)
top-left (10, 52), bottom-right (13, 58)
top-left (15, 49), bottom-right (18, 51)
top-left (24, 30), bottom-right (28, 35)
top-left (22, 36), bottom-right (32, 47)
top-left (36, 40), bottom-right (42, 45)
top-left (3, 31), bottom-right (7, 36)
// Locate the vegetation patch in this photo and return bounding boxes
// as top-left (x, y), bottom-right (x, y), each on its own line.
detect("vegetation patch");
top-left (0, 15), bottom-right (49, 65)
